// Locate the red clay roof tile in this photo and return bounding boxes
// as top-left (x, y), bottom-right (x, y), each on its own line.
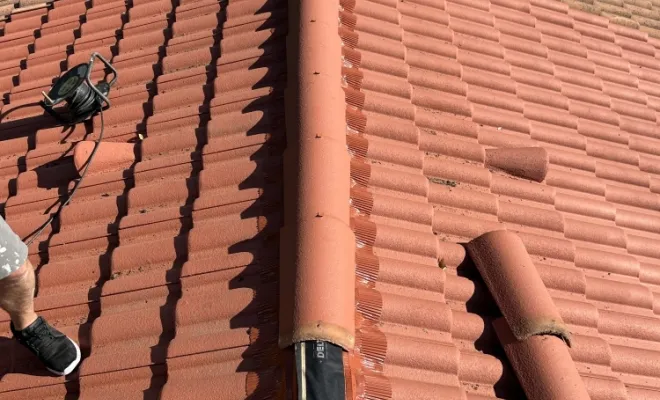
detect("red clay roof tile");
top-left (0, 0), bottom-right (285, 397)
top-left (327, 0), bottom-right (660, 398)
top-left (8, 0), bottom-right (660, 398)
top-left (494, 318), bottom-right (590, 400)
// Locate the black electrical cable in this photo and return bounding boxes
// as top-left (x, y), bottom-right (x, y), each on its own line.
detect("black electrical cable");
top-left (68, 81), bottom-right (101, 117)
top-left (24, 107), bottom-right (104, 246)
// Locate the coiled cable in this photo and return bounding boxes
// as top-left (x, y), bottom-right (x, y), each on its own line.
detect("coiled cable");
top-left (68, 81), bottom-right (100, 117)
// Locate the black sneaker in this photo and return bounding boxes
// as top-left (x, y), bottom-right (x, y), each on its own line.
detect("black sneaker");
top-left (11, 316), bottom-right (81, 376)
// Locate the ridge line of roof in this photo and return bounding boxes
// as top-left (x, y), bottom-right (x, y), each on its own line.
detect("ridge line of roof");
top-left (279, 0), bottom-right (356, 351)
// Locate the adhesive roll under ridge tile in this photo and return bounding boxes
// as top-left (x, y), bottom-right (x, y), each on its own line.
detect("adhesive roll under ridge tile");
top-left (466, 230), bottom-right (572, 346)
top-left (279, 218), bottom-right (356, 350)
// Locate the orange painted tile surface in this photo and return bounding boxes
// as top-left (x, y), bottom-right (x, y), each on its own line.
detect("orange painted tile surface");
top-left (0, 0), bottom-right (285, 398)
top-left (341, 0), bottom-right (660, 399)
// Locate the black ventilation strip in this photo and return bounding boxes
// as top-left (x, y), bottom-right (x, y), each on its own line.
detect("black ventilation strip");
top-left (295, 341), bottom-right (346, 400)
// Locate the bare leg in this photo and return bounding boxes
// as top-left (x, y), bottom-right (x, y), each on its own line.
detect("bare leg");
top-left (0, 218), bottom-right (80, 376)
top-left (0, 259), bottom-right (38, 331)
top-left (1, 258), bottom-right (81, 376)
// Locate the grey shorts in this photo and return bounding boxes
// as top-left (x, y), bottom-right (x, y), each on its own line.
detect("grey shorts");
top-left (0, 216), bottom-right (28, 280)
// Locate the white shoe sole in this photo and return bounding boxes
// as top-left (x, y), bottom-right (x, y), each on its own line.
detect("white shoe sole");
top-left (46, 337), bottom-right (81, 376)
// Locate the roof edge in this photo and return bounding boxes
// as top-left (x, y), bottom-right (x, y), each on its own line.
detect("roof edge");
top-left (279, 0), bottom-right (356, 351)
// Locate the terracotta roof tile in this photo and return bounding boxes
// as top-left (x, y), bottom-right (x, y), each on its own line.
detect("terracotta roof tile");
top-left (312, 0), bottom-right (660, 398)
top-left (6, 0), bottom-right (660, 398)
top-left (0, 0), bottom-right (285, 396)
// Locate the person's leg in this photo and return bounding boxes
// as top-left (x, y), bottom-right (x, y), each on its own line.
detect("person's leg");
top-left (0, 259), bottom-right (38, 331)
top-left (0, 215), bottom-right (34, 328)
top-left (0, 216), bottom-right (81, 376)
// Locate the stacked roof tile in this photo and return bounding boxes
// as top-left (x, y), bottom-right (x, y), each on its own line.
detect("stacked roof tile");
top-left (0, 0), bottom-right (284, 398)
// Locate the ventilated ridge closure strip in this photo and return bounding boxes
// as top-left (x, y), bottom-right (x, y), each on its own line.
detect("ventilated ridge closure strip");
top-left (339, 0), bottom-right (394, 398)
top-left (295, 341), bottom-right (346, 400)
